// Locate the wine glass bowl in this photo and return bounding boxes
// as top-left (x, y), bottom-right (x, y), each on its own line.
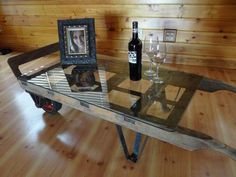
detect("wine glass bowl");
top-left (143, 33), bottom-right (158, 77)
top-left (150, 42), bottom-right (166, 84)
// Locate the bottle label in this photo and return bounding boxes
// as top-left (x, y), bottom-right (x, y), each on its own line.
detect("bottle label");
top-left (128, 51), bottom-right (137, 64)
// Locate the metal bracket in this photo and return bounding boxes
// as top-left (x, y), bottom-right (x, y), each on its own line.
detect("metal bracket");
top-left (199, 77), bottom-right (236, 93)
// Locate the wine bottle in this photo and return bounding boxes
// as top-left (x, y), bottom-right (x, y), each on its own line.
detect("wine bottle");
top-left (128, 21), bottom-right (142, 81)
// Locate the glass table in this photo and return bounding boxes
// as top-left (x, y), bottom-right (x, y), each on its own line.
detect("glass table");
top-left (8, 43), bottom-right (236, 162)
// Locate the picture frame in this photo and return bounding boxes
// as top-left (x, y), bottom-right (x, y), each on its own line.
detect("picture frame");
top-left (58, 18), bottom-right (96, 65)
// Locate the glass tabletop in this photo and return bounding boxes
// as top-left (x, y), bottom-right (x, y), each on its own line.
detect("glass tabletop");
top-left (21, 60), bottom-right (203, 130)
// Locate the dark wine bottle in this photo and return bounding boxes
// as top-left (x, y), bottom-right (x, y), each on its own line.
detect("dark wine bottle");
top-left (128, 21), bottom-right (142, 81)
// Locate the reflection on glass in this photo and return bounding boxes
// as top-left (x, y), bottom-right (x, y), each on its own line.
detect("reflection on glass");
top-left (27, 60), bottom-right (199, 128)
top-left (63, 65), bottom-right (101, 92)
top-left (146, 84), bottom-right (172, 119)
top-left (71, 67), bottom-right (98, 92)
top-left (145, 84), bottom-right (185, 120)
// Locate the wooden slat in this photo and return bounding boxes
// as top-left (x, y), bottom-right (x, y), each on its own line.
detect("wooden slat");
top-left (96, 40), bottom-right (236, 58)
top-left (1, 41), bottom-right (236, 69)
top-left (0, 36), bottom-right (57, 49)
top-left (1, 16), bottom-right (236, 33)
top-left (175, 31), bottom-right (236, 46)
top-left (2, 26), bottom-right (236, 46)
top-left (1, 35), bottom-right (236, 58)
top-left (1, 5), bottom-right (236, 19)
top-left (166, 43), bottom-right (236, 58)
top-left (1, 0), bottom-right (236, 5)
top-left (97, 29), bottom-right (236, 46)
top-left (97, 50), bottom-right (236, 69)
top-left (0, 26), bottom-right (59, 36)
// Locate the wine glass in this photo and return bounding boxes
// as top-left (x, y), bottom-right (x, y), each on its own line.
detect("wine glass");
top-left (143, 33), bottom-right (158, 77)
top-left (151, 42), bottom-right (166, 84)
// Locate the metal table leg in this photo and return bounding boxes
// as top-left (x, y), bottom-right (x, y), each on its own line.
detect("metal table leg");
top-left (115, 124), bottom-right (148, 163)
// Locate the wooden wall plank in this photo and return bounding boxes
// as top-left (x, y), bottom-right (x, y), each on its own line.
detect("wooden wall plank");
top-left (1, 5), bottom-right (236, 19)
top-left (175, 31), bottom-right (236, 46)
top-left (97, 49), bottom-right (236, 69)
top-left (1, 35), bottom-right (236, 59)
top-left (1, 26), bottom-right (236, 46)
top-left (96, 40), bottom-right (236, 58)
top-left (1, 16), bottom-right (236, 33)
top-left (1, 0), bottom-right (236, 5)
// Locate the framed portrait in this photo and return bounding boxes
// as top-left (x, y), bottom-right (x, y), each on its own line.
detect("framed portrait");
top-left (58, 18), bottom-right (96, 65)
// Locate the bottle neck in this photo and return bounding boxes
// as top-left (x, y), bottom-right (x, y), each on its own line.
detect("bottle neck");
top-left (132, 28), bottom-right (138, 39)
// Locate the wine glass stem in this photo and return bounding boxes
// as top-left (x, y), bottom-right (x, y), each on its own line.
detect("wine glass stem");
top-left (156, 64), bottom-right (160, 79)
top-left (149, 62), bottom-right (152, 71)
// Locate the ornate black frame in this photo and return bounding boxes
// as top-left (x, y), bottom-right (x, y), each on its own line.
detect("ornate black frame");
top-left (58, 18), bottom-right (96, 65)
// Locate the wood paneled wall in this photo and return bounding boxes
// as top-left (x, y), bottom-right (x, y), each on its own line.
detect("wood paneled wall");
top-left (1, 0), bottom-right (236, 68)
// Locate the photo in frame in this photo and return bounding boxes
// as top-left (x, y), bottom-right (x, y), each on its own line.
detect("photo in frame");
top-left (58, 18), bottom-right (96, 65)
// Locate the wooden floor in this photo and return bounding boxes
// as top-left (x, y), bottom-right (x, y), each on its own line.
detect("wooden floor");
top-left (0, 53), bottom-right (236, 177)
